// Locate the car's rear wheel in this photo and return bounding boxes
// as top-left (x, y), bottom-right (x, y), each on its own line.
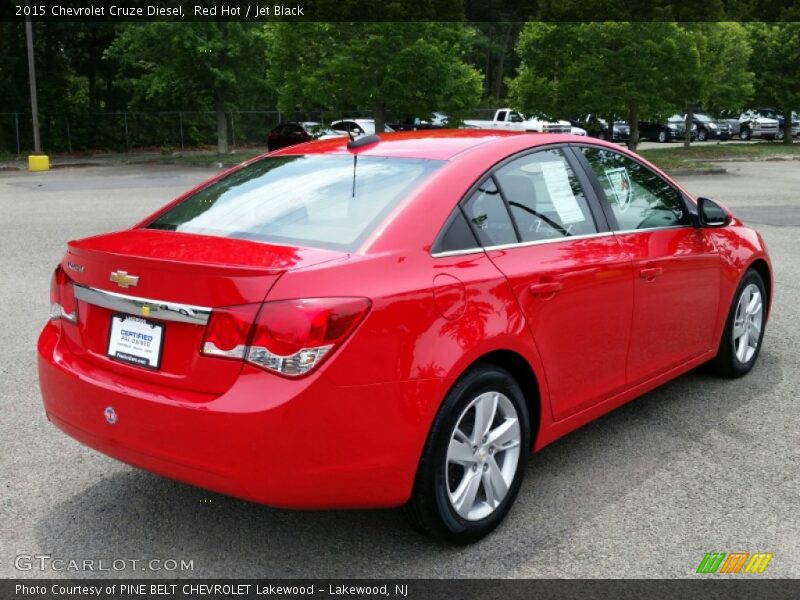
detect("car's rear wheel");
top-left (405, 364), bottom-right (530, 544)
top-left (710, 269), bottom-right (767, 377)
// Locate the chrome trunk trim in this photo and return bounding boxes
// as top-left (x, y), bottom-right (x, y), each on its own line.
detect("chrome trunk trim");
top-left (74, 285), bottom-right (212, 325)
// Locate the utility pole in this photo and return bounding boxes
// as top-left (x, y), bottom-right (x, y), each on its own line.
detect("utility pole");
top-left (25, 4), bottom-right (41, 152)
top-left (25, 0), bottom-right (48, 169)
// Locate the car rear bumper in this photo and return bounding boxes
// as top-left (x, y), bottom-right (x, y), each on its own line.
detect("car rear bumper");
top-left (38, 321), bottom-right (437, 509)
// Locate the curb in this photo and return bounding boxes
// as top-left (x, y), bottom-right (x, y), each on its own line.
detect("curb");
top-left (667, 167), bottom-right (728, 176)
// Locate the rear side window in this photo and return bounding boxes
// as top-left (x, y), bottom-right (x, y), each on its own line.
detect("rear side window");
top-left (147, 155), bottom-right (442, 252)
top-left (495, 148), bottom-right (598, 241)
top-left (580, 147), bottom-right (689, 231)
top-left (461, 178), bottom-right (518, 247)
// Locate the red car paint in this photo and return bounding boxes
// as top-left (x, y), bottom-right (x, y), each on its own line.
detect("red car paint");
top-left (38, 131), bottom-right (772, 509)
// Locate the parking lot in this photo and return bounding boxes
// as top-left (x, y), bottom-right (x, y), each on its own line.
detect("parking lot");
top-left (1, 161), bottom-right (798, 578)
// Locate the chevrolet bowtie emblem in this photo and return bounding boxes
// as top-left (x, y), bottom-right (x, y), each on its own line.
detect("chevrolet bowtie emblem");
top-left (110, 270), bottom-right (139, 288)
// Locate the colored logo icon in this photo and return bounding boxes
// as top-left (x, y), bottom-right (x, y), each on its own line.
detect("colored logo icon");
top-left (697, 552), bottom-right (773, 574)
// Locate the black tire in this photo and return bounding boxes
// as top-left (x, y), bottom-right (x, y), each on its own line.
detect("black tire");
top-left (740, 127), bottom-right (751, 141)
top-left (658, 129), bottom-right (669, 143)
top-left (697, 128), bottom-right (708, 142)
top-left (405, 364), bottom-right (530, 544)
top-left (709, 269), bottom-right (767, 378)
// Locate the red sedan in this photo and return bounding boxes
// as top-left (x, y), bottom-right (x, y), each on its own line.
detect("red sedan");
top-left (38, 131), bottom-right (772, 543)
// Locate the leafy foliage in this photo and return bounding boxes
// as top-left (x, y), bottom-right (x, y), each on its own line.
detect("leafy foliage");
top-left (266, 22), bottom-right (483, 130)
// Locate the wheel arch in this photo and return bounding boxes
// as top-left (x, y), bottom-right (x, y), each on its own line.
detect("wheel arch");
top-left (747, 258), bottom-right (772, 318)
top-left (465, 349), bottom-right (543, 451)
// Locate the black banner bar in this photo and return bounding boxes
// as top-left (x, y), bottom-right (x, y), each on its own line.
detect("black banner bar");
top-left (4, 579), bottom-right (800, 600)
top-left (2, 0), bottom-right (800, 22)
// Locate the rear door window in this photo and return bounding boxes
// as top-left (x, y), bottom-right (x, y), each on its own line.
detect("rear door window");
top-left (495, 148), bottom-right (598, 241)
top-left (147, 155), bottom-right (442, 252)
top-left (461, 178), bottom-right (518, 247)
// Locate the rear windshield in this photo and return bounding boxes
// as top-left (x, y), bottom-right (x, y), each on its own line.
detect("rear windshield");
top-left (146, 155), bottom-right (442, 251)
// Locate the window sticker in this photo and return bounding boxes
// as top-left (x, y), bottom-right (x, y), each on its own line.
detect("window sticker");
top-left (539, 161), bottom-right (586, 224)
top-left (604, 167), bottom-right (632, 213)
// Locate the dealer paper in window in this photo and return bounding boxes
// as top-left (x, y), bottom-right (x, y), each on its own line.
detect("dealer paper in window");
top-left (604, 167), bottom-right (632, 213)
top-left (539, 161), bottom-right (585, 224)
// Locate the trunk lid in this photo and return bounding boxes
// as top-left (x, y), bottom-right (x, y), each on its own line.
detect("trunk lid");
top-left (60, 229), bottom-right (345, 395)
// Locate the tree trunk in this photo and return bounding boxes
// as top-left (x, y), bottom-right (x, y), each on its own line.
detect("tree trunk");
top-left (373, 104), bottom-right (386, 133)
top-left (215, 89), bottom-right (228, 155)
top-left (493, 24), bottom-right (514, 100)
top-left (627, 103), bottom-right (639, 151)
top-left (684, 106), bottom-right (693, 148)
top-left (783, 105), bottom-right (793, 145)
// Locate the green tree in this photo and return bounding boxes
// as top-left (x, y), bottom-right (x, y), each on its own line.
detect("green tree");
top-left (748, 22), bottom-right (800, 145)
top-left (679, 23), bottom-right (753, 147)
top-left (266, 22), bottom-right (483, 132)
top-left (108, 22), bottom-right (268, 154)
top-left (510, 22), bottom-right (700, 150)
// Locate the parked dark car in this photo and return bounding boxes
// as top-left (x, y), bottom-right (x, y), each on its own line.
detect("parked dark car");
top-left (638, 116), bottom-right (696, 143)
top-left (388, 112), bottom-right (450, 131)
top-left (676, 113), bottom-right (732, 141)
top-left (571, 114), bottom-right (630, 141)
top-left (267, 122), bottom-right (341, 151)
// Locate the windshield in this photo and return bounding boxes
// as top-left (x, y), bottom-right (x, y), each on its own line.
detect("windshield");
top-left (695, 114), bottom-right (712, 122)
top-left (146, 155), bottom-right (442, 252)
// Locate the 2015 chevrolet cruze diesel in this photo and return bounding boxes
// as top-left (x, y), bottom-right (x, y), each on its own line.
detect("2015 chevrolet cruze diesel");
top-left (38, 131), bottom-right (772, 543)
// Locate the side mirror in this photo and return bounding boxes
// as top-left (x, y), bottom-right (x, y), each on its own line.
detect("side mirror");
top-left (698, 197), bottom-right (731, 228)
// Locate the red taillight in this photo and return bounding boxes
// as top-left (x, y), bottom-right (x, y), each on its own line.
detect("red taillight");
top-left (49, 265), bottom-right (78, 323)
top-left (200, 298), bottom-right (371, 377)
top-left (201, 305), bottom-right (260, 359)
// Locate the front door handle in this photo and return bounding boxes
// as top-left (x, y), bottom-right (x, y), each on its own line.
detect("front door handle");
top-left (528, 281), bottom-right (563, 296)
top-left (639, 267), bottom-right (664, 281)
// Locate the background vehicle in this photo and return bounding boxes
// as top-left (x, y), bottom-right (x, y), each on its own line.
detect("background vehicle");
top-left (464, 108), bottom-right (571, 134)
top-left (675, 113), bottom-right (732, 141)
top-left (330, 119), bottom-right (396, 136)
top-left (747, 108), bottom-right (799, 138)
top-left (571, 114), bottom-right (630, 141)
top-left (638, 116), bottom-right (696, 142)
top-left (737, 110), bottom-right (780, 140)
top-left (267, 121), bottom-right (343, 151)
top-left (38, 131), bottom-right (772, 544)
top-left (388, 112), bottom-right (450, 131)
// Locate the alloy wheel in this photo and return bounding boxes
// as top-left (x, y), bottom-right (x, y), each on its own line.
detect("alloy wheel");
top-left (445, 391), bottom-right (521, 521)
top-left (732, 283), bottom-right (763, 364)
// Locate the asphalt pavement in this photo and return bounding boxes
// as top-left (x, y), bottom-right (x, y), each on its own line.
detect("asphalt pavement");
top-left (0, 162), bottom-right (797, 578)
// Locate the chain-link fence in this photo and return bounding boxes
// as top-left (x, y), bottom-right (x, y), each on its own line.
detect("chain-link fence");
top-left (0, 109), bottom-right (373, 155)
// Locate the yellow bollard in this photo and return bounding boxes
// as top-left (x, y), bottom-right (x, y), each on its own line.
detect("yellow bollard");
top-left (28, 154), bottom-right (50, 171)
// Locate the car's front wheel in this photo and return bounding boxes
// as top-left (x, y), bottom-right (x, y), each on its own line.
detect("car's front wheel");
top-left (697, 128), bottom-right (708, 141)
top-left (740, 127), bottom-right (751, 141)
top-left (406, 364), bottom-right (530, 544)
top-left (658, 129), bottom-right (669, 143)
top-left (711, 269), bottom-right (767, 377)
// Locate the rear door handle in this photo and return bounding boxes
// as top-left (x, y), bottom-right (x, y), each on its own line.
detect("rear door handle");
top-left (639, 267), bottom-right (664, 280)
top-left (528, 281), bottom-right (563, 295)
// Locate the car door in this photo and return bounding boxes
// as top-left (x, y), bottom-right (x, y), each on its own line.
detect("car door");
top-left (461, 146), bottom-right (634, 421)
top-left (576, 145), bottom-right (721, 385)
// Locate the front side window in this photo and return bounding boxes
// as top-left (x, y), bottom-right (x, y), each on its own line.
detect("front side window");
top-left (580, 147), bottom-right (689, 231)
top-left (147, 155), bottom-right (442, 252)
top-left (495, 148), bottom-right (598, 241)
